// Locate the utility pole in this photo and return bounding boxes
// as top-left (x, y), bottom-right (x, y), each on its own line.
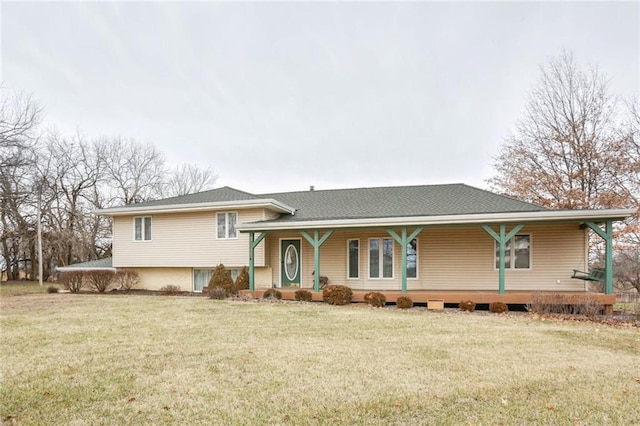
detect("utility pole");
top-left (36, 179), bottom-right (48, 286)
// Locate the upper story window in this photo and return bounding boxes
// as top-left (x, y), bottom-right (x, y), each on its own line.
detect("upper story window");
top-left (134, 216), bottom-right (152, 241)
top-left (217, 212), bottom-right (238, 239)
top-left (495, 234), bottom-right (531, 269)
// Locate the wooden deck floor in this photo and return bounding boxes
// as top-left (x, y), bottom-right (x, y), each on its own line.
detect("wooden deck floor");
top-left (240, 289), bottom-right (616, 306)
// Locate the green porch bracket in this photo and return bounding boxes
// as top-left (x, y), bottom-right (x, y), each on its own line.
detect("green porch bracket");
top-left (482, 224), bottom-right (524, 294)
top-left (300, 230), bottom-right (334, 292)
top-left (386, 227), bottom-right (424, 293)
top-left (248, 231), bottom-right (268, 291)
top-left (585, 221), bottom-right (614, 295)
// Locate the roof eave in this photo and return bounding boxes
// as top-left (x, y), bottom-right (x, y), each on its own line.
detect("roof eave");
top-left (95, 198), bottom-right (296, 216)
top-left (56, 266), bottom-right (117, 272)
top-left (237, 208), bottom-right (637, 232)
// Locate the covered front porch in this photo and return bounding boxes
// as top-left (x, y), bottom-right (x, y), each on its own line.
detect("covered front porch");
top-left (241, 218), bottom-right (620, 296)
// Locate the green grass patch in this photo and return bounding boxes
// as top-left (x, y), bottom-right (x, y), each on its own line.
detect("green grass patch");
top-left (1, 294), bottom-right (639, 424)
top-left (0, 280), bottom-right (51, 297)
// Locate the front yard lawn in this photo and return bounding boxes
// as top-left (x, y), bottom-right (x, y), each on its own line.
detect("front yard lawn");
top-left (1, 291), bottom-right (639, 424)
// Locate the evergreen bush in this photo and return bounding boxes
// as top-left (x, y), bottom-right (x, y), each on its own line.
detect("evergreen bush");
top-left (294, 289), bottom-right (312, 302)
top-left (263, 288), bottom-right (282, 300)
top-left (322, 285), bottom-right (353, 305)
top-left (459, 300), bottom-right (476, 312)
top-left (208, 264), bottom-right (236, 297)
top-left (489, 301), bottom-right (508, 313)
top-left (396, 296), bottom-right (413, 309)
top-left (235, 266), bottom-right (250, 291)
top-left (364, 292), bottom-right (386, 307)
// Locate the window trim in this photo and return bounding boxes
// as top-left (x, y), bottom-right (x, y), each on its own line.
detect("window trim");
top-left (133, 216), bottom-right (152, 242)
top-left (494, 233), bottom-right (532, 271)
top-left (347, 239), bottom-right (360, 280)
top-left (216, 211), bottom-right (239, 240)
top-left (368, 237), bottom-right (394, 280)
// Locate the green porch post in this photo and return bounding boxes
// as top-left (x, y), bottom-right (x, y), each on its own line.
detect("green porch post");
top-left (585, 221), bottom-right (614, 295)
top-left (248, 231), bottom-right (267, 291)
top-left (387, 227), bottom-right (423, 293)
top-left (482, 224), bottom-right (524, 294)
top-left (300, 230), bottom-right (334, 292)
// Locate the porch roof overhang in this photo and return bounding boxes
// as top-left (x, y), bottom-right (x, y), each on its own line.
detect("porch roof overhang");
top-left (94, 198), bottom-right (297, 217)
top-left (238, 208), bottom-right (636, 232)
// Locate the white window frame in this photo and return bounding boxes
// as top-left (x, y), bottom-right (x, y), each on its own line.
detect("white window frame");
top-left (193, 267), bottom-right (242, 293)
top-left (368, 237), bottom-right (394, 279)
top-left (347, 239), bottom-right (360, 280)
top-left (216, 212), bottom-right (238, 240)
top-left (406, 238), bottom-right (418, 280)
top-left (133, 216), bottom-right (152, 242)
top-left (494, 234), bottom-right (532, 270)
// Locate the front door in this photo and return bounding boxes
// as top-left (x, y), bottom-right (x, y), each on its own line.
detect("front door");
top-left (281, 239), bottom-right (301, 287)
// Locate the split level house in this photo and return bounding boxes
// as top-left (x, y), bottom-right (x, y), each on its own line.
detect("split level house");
top-left (65, 184), bottom-right (635, 307)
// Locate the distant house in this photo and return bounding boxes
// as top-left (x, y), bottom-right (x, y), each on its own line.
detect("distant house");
top-left (84, 184), bottom-right (633, 305)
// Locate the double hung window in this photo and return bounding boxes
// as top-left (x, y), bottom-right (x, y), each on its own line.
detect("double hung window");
top-left (369, 238), bottom-right (394, 278)
top-left (134, 217), bottom-right (152, 241)
top-left (217, 212), bottom-right (238, 239)
top-left (495, 234), bottom-right (531, 269)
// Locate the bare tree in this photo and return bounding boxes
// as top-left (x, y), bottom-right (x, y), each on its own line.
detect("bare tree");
top-left (40, 132), bottom-right (104, 267)
top-left (0, 87), bottom-right (42, 280)
top-left (97, 137), bottom-right (167, 205)
top-left (0, 86), bottom-right (42, 169)
top-left (489, 51), bottom-right (631, 211)
top-left (165, 163), bottom-right (218, 197)
top-left (489, 52), bottom-right (639, 281)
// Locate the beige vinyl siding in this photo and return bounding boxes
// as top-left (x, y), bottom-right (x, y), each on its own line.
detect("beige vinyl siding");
top-left (129, 267), bottom-right (193, 291)
top-left (113, 208), bottom-right (266, 268)
top-left (265, 223), bottom-right (588, 292)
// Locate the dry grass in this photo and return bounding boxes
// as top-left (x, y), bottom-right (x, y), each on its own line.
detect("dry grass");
top-left (1, 290), bottom-right (639, 425)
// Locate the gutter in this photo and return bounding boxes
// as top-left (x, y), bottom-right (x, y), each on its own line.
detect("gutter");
top-left (94, 198), bottom-right (296, 216)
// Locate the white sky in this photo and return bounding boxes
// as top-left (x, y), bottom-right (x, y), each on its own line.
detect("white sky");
top-left (2, 1), bottom-right (638, 194)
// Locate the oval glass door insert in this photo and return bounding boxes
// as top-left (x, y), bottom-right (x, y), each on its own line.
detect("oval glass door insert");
top-left (284, 244), bottom-right (299, 281)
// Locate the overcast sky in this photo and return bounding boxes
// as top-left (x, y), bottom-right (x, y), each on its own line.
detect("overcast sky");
top-left (2, 1), bottom-right (638, 194)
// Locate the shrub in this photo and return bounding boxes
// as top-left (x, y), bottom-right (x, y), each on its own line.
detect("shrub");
top-left (160, 284), bottom-right (181, 295)
top-left (322, 285), bottom-right (353, 305)
top-left (294, 289), bottom-right (312, 302)
top-left (85, 270), bottom-right (115, 293)
top-left (526, 293), bottom-right (575, 315)
top-left (570, 294), bottom-right (602, 318)
top-left (489, 301), bottom-right (508, 313)
top-left (364, 292), bottom-right (386, 307)
top-left (114, 269), bottom-right (140, 292)
top-left (396, 296), bottom-right (413, 309)
top-left (263, 288), bottom-right (282, 300)
top-left (47, 286), bottom-right (59, 294)
top-left (235, 266), bottom-right (250, 291)
top-left (459, 300), bottom-right (476, 312)
top-left (59, 271), bottom-right (84, 293)
top-left (208, 264), bottom-right (236, 297)
top-left (209, 287), bottom-right (227, 300)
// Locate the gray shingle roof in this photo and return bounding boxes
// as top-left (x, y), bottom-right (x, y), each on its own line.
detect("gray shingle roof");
top-left (105, 184), bottom-right (547, 222)
top-left (125, 186), bottom-right (259, 208)
top-left (57, 257), bottom-right (113, 270)
top-left (258, 184), bottom-right (547, 222)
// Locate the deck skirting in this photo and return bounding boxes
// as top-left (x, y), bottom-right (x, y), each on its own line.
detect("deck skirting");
top-left (239, 289), bottom-right (616, 306)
